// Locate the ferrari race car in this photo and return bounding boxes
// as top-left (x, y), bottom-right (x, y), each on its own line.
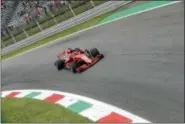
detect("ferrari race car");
top-left (54, 48), bottom-right (104, 73)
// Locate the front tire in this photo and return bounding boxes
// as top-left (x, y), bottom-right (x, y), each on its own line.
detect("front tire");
top-left (90, 48), bottom-right (100, 57)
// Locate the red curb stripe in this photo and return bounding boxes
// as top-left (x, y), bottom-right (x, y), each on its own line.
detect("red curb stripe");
top-left (6, 92), bottom-right (20, 98)
top-left (44, 94), bottom-right (64, 103)
top-left (97, 112), bottom-right (132, 123)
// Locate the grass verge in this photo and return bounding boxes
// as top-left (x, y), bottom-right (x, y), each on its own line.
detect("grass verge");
top-left (1, 7), bottom-right (119, 61)
top-left (1, 98), bottom-right (93, 123)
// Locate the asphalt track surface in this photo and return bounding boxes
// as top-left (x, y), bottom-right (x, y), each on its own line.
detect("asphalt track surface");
top-left (2, 2), bottom-right (184, 122)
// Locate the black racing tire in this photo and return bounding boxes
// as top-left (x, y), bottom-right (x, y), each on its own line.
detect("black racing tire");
top-left (90, 48), bottom-right (100, 57)
top-left (70, 62), bottom-right (78, 73)
top-left (55, 60), bottom-right (65, 71)
top-left (74, 48), bottom-right (81, 51)
top-left (77, 60), bottom-right (86, 65)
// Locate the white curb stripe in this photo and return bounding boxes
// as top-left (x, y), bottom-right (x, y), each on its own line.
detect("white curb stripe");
top-left (2, 1), bottom-right (181, 62)
top-left (1, 89), bottom-right (151, 123)
top-left (1, 92), bottom-right (11, 97)
top-left (33, 92), bottom-right (52, 100)
top-left (14, 91), bottom-right (31, 98)
top-left (80, 105), bottom-right (112, 121)
top-left (55, 96), bottom-right (78, 107)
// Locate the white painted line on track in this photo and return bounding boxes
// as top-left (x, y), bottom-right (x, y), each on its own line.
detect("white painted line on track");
top-left (2, 1), bottom-right (181, 62)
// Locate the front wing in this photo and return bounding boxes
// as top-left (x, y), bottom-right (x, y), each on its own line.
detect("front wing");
top-left (75, 54), bottom-right (104, 73)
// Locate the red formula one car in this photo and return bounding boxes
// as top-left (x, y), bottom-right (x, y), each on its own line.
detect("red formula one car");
top-left (54, 48), bottom-right (104, 73)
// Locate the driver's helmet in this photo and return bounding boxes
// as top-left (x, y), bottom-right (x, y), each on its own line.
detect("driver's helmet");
top-left (66, 48), bottom-right (72, 53)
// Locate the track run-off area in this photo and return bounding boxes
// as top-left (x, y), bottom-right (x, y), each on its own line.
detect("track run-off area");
top-left (2, 1), bottom-right (184, 122)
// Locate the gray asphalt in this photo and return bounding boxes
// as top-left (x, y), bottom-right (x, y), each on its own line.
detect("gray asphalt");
top-left (2, 2), bottom-right (184, 122)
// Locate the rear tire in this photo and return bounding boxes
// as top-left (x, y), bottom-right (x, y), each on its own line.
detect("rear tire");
top-left (90, 48), bottom-right (100, 57)
top-left (74, 48), bottom-right (81, 51)
top-left (70, 62), bottom-right (77, 73)
top-left (55, 60), bottom-right (65, 71)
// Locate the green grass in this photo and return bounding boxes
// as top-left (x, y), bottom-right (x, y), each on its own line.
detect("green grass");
top-left (1, 7), bottom-right (117, 60)
top-left (1, 98), bottom-right (93, 123)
